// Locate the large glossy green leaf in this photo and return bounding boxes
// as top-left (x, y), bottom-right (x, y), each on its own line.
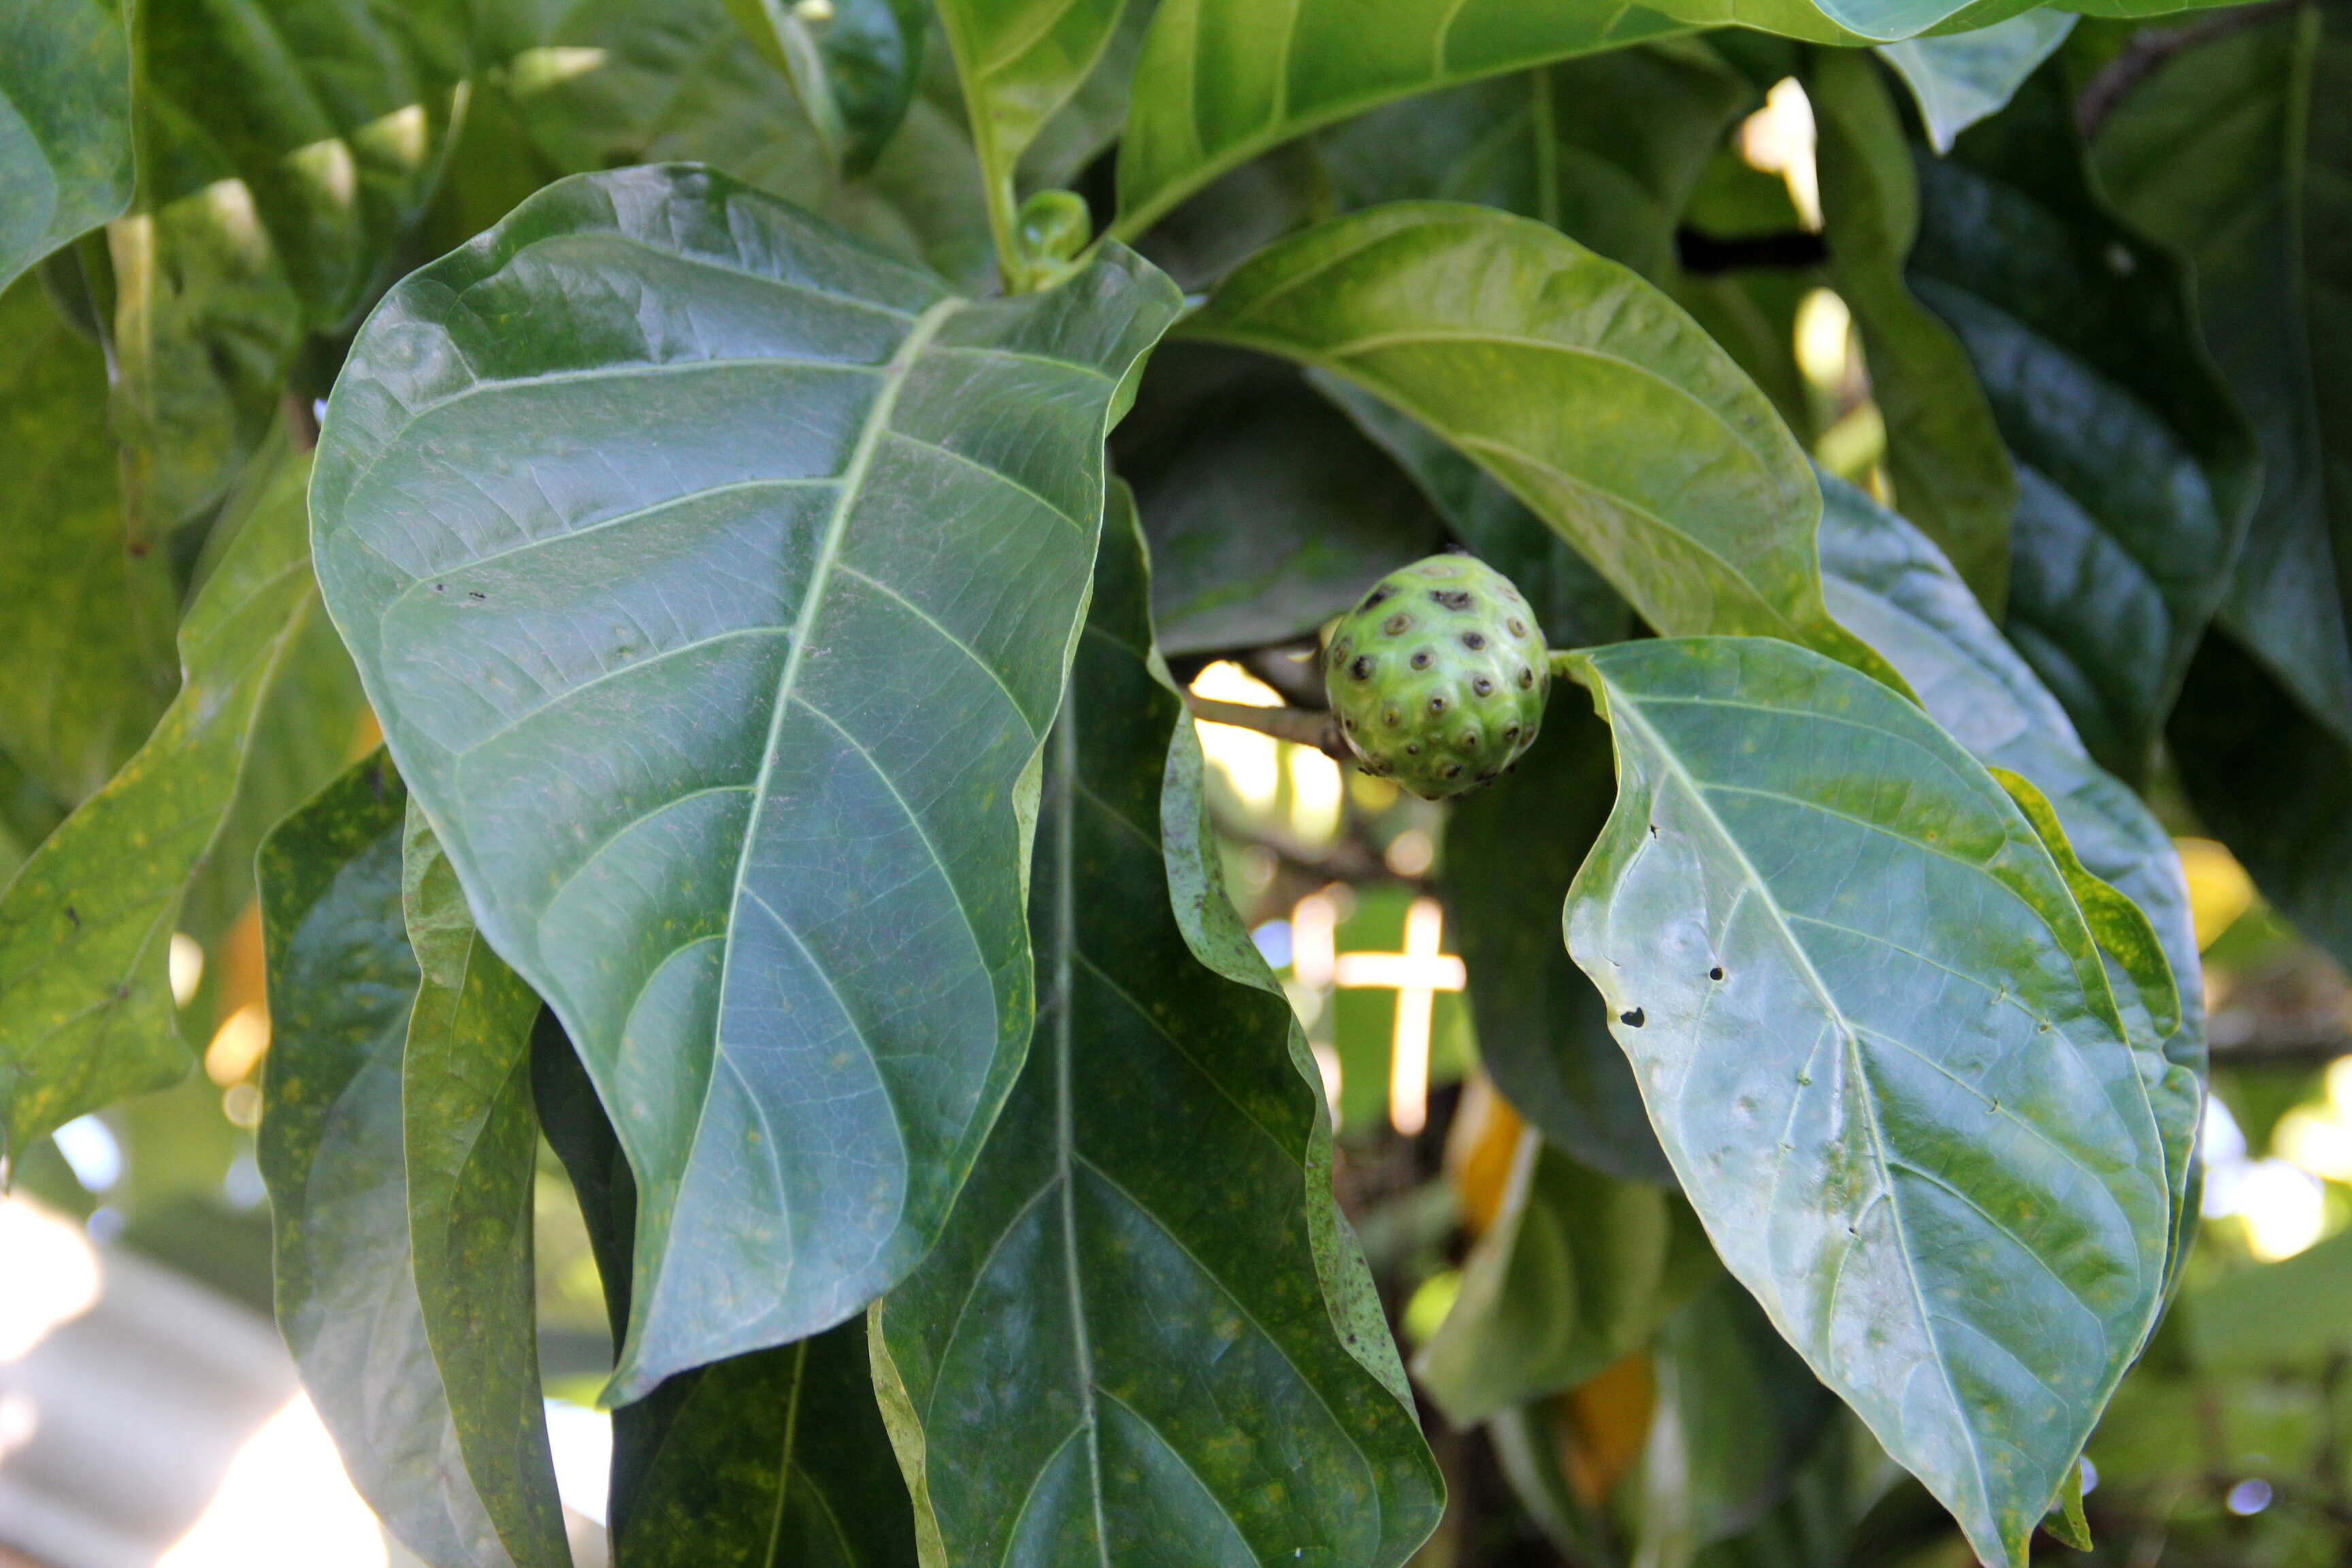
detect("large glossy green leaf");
top-left (723, 0), bottom-right (928, 175)
top-left (1899, 64), bottom-right (2262, 785)
top-left (1563, 635), bottom-right (2170, 1568)
top-left (1109, 0), bottom-right (1695, 239)
top-left (1814, 476), bottom-right (2204, 1281)
top-left (0, 272), bottom-right (176, 806)
top-left (312, 164), bottom-right (1183, 1398)
top-left (1414, 1130), bottom-right (1714, 1424)
top-left (532, 1009), bottom-right (922, 1567)
top-left (258, 753), bottom-right (567, 1568)
top-left (1182, 203), bottom-right (1895, 685)
top-left (1808, 48), bottom-right (2015, 612)
top-left (1316, 40), bottom-right (1754, 287)
top-left (1112, 345), bottom-right (1446, 656)
top-left (0, 0), bottom-right (133, 291)
top-left (0, 448), bottom-right (329, 1162)
top-left (399, 805), bottom-right (567, 1567)
top-left (1874, 8), bottom-right (2072, 152)
top-left (2167, 626), bottom-right (2352, 968)
top-left (2093, 3), bottom-right (2351, 745)
top-left (511, 0), bottom-right (998, 291)
top-left (934, 0), bottom-right (1130, 281)
top-left (1443, 670), bottom-right (1665, 1181)
top-left (868, 497), bottom-right (1444, 1565)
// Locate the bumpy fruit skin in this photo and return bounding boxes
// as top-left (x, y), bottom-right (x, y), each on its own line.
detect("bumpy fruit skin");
top-left (1324, 554), bottom-right (1549, 800)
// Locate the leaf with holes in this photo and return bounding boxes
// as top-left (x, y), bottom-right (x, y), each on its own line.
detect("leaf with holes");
top-left (312, 164), bottom-right (1182, 1398)
top-left (868, 495), bottom-right (1444, 1565)
top-left (1563, 635), bottom-right (2170, 1568)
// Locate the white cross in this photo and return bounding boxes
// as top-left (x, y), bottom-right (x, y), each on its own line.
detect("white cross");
top-left (1326, 896), bottom-right (1465, 1134)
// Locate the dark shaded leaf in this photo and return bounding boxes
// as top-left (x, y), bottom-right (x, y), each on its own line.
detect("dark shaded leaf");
top-left (1904, 63), bottom-right (2261, 783)
top-left (2167, 625), bottom-right (2352, 968)
top-left (312, 165), bottom-right (1181, 1396)
top-left (1316, 40), bottom-right (1754, 287)
top-left (723, 0), bottom-right (928, 174)
top-left (257, 753), bottom-right (566, 1568)
top-left (1113, 345), bottom-right (1446, 657)
top-left (1014, 0), bottom-right (1159, 196)
top-left (1183, 203), bottom-right (1897, 686)
top-left (532, 1011), bottom-right (921, 1567)
top-left (1563, 635), bottom-right (2170, 1568)
top-left (1414, 1132), bottom-right (1713, 1424)
top-left (0, 448), bottom-right (326, 1162)
top-left (1809, 48), bottom-right (2016, 611)
top-left (0, 272), bottom-right (176, 806)
top-left (1443, 683), bottom-right (1667, 1181)
top-left (0, 0), bottom-right (133, 291)
top-left (1639, 1276), bottom-right (1841, 1560)
top-left (399, 806), bottom-right (568, 1567)
top-left (869, 494), bottom-right (1444, 1565)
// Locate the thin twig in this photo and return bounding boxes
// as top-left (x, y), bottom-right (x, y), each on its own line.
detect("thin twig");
top-left (2076, 0), bottom-right (2302, 139)
top-left (1185, 695), bottom-right (1350, 761)
top-left (1676, 228), bottom-right (1829, 275)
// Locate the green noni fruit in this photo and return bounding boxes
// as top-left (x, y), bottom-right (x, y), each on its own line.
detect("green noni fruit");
top-left (1324, 554), bottom-right (1549, 800)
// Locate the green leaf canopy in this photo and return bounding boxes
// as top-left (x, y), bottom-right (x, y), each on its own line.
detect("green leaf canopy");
top-left (1563, 636), bottom-right (2170, 1568)
top-left (311, 164), bottom-right (1182, 1398)
top-left (870, 498), bottom-right (1444, 1565)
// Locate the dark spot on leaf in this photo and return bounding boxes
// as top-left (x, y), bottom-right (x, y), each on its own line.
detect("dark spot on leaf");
top-left (1648, 822), bottom-right (1658, 838)
top-left (434, 583), bottom-right (447, 592)
top-left (1709, 966), bottom-right (1723, 981)
top-left (65, 906), bottom-right (80, 929)
top-left (468, 591), bottom-right (487, 600)
top-left (1620, 1007), bottom-right (1646, 1027)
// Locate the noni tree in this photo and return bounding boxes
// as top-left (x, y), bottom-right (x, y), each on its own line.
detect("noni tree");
top-left (3, 0), bottom-right (2349, 1563)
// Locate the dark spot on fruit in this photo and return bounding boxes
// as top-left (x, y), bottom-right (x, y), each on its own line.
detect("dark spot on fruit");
top-left (1432, 589), bottom-right (1473, 610)
top-left (1457, 731), bottom-right (1480, 752)
top-left (1507, 617), bottom-right (1527, 638)
top-left (1382, 707), bottom-right (1402, 728)
top-left (1351, 655), bottom-right (1373, 680)
top-left (1463, 631), bottom-right (1486, 651)
top-left (1620, 1007), bottom-right (1646, 1027)
top-left (1427, 694), bottom-right (1448, 714)
top-left (1441, 762), bottom-right (1463, 779)
top-left (1343, 716), bottom-right (1356, 731)
top-left (1518, 666), bottom-right (1535, 689)
top-left (1410, 651), bottom-right (1432, 670)
top-left (1710, 966), bottom-right (1724, 981)
top-left (1383, 612), bottom-right (1412, 636)
top-left (1362, 585), bottom-right (1392, 610)
top-left (1503, 724), bottom-right (1519, 740)
top-left (1472, 676), bottom-right (1494, 697)
top-left (1405, 742), bottom-right (1422, 755)
top-left (1477, 769), bottom-right (1499, 782)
